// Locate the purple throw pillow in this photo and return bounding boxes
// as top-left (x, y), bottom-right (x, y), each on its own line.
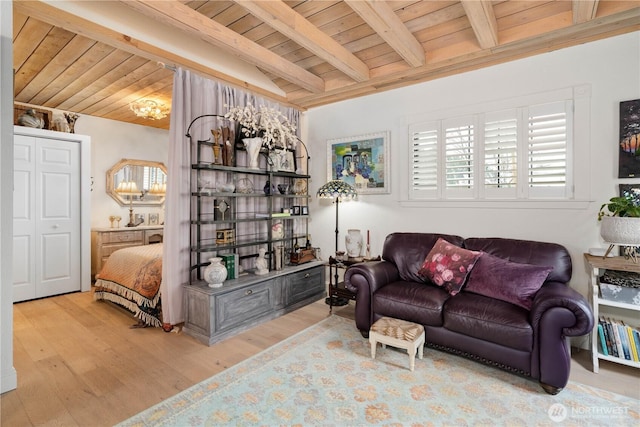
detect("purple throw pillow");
top-left (465, 252), bottom-right (553, 310)
top-left (418, 238), bottom-right (481, 296)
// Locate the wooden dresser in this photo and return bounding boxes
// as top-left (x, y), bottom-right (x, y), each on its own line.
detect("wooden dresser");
top-left (91, 226), bottom-right (164, 279)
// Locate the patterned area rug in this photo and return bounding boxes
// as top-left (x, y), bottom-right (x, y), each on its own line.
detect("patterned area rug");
top-left (119, 316), bottom-right (639, 426)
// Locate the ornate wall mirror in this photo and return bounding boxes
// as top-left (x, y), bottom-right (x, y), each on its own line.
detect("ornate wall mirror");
top-left (106, 159), bottom-right (167, 207)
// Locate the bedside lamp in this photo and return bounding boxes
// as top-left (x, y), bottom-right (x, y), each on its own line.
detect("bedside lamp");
top-left (116, 180), bottom-right (140, 227)
top-left (316, 180), bottom-right (357, 255)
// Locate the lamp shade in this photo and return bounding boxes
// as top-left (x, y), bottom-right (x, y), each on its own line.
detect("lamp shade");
top-left (115, 181), bottom-right (139, 195)
top-left (600, 216), bottom-right (640, 245)
top-left (316, 180), bottom-right (357, 201)
top-left (148, 182), bottom-right (166, 195)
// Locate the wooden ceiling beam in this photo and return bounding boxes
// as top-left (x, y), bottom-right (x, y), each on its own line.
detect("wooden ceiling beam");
top-left (573, 0), bottom-right (600, 24)
top-left (120, 0), bottom-right (324, 93)
top-left (232, 0), bottom-right (369, 82)
top-left (345, 0), bottom-right (425, 67)
top-left (460, 0), bottom-right (498, 49)
top-left (292, 8), bottom-right (640, 109)
top-left (345, 0), bottom-right (426, 67)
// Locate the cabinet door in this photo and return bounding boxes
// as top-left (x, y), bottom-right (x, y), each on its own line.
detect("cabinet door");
top-left (286, 266), bottom-right (324, 306)
top-left (216, 281), bottom-right (274, 331)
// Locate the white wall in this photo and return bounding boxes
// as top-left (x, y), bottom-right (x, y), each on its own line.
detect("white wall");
top-left (0, 0), bottom-right (17, 394)
top-left (74, 116), bottom-right (169, 228)
top-left (306, 32), bottom-right (640, 303)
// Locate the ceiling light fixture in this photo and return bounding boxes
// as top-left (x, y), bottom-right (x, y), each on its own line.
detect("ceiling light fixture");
top-left (129, 99), bottom-right (169, 120)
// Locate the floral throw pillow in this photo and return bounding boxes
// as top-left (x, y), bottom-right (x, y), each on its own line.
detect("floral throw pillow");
top-left (418, 238), bottom-right (482, 295)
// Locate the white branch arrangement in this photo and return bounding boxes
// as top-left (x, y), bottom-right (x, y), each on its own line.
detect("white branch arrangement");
top-left (224, 104), bottom-right (297, 150)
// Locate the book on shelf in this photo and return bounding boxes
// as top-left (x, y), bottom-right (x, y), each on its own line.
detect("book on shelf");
top-left (603, 318), bottom-right (619, 357)
top-left (220, 253), bottom-right (236, 280)
top-left (598, 317), bottom-right (640, 362)
top-left (256, 212), bottom-right (291, 218)
top-left (597, 322), bottom-right (609, 356)
top-left (626, 325), bottom-right (639, 362)
top-left (616, 321), bottom-right (632, 360)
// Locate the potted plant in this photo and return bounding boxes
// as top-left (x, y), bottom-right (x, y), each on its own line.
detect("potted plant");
top-left (598, 188), bottom-right (640, 248)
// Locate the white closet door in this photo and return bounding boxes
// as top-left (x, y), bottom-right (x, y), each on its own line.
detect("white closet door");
top-left (13, 134), bottom-right (81, 302)
top-left (13, 136), bottom-right (36, 302)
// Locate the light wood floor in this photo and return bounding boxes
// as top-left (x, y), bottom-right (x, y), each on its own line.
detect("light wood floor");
top-left (1, 292), bottom-right (638, 427)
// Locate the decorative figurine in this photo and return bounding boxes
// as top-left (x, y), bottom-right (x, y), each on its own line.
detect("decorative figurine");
top-left (64, 113), bottom-right (79, 133)
top-left (255, 248), bottom-right (269, 275)
top-left (17, 109), bottom-right (44, 128)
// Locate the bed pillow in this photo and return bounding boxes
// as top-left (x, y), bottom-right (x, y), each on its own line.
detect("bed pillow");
top-left (418, 238), bottom-right (481, 295)
top-left (465, 252), bottom-right (553, 310)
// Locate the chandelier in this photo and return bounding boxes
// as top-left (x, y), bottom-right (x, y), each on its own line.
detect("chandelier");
top-left (129, 99), bottom-right (169, 120)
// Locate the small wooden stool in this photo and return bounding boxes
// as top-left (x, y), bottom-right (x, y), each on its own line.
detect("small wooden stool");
top-left (369, 317), bottom-right (425, 371)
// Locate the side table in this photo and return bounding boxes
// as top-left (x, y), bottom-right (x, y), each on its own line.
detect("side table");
top-left (325, 255), bottom-right (381, 313)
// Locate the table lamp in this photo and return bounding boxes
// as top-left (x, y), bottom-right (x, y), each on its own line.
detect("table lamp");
top-left (116, 180), bottom-right (140, 227)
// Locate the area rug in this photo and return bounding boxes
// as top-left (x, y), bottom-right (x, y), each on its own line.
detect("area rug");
top-left (119, 316), bottom-right (639, 426)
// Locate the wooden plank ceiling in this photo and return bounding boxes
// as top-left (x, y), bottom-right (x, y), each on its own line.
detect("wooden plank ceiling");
top-left (13, 0), bottom-right (640, 130)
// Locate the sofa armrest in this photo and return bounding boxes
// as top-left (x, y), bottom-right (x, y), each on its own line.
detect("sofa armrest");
top-left (344, 261), bottom-right (400, 333)
top-left (530, 282), bottom-right (594, 337)
top-left (529, 282), bottom-right (594, 390)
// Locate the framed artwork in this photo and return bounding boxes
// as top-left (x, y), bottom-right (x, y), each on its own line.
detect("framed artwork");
top-left (618, 99), bottom-right (640, 178)
top-left (148, 213), bottom-right (159, 225)
top-left (301, 206), bottom-right (309, 215)
top-left (327, 131), bottom-right (390, 194)
top-left (275, 149), bottom-right (296, 173)
top-left (292, 205), bottom-right (301, 215)
top-left (134, 213), bottom-right (145, 225)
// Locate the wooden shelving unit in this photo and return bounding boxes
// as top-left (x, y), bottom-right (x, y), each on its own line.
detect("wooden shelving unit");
top-left (584, 254), bottom-right (640, 373)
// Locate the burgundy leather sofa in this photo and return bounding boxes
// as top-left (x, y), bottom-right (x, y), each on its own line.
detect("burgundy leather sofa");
top-left (344, 233), bottom-right (594, 395)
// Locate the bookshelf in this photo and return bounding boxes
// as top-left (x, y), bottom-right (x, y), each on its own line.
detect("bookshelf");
top-left (584, 254), bottom-right (640, 372)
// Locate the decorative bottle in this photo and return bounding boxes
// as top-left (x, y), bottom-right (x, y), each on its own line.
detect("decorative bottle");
top-left (203, 257), bottom-right (227, 288)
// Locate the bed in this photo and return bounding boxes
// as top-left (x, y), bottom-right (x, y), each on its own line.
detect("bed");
top-left (93, 243), bottom-right (164, 328)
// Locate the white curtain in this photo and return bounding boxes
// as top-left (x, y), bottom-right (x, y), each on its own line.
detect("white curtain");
top-left (161, 68), bottom-right (300, 325)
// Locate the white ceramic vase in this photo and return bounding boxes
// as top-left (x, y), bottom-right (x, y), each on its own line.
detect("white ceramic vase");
top-left (243, 137), bottom-right (263, 169)
top-left (345, 229), bottom-right (363, 258)
top-left (204, 257), bottom-right (227, 288)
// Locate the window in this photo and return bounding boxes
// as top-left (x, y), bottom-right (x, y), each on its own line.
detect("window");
top-left (410, 99), bottom-right (573, 201)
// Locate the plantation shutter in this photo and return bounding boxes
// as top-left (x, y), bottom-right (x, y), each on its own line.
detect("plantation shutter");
top-left (410, 121), bottom-right (439, 198)
top-left (444, 116), bottom-right (474, 198)
top-left (526, 101), bottom-right (573, 198)
top-left (483, 110), bottom-right (518, 198)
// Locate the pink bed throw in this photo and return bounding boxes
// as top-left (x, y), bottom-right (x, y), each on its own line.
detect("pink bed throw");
top-left (94, 243), bottom-right (163, 327)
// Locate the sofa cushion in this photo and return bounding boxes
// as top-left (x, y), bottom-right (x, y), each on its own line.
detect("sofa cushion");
top-left (463, 237), bottom-right (571, 283)
top-left (373, 281), bottom-right (449, 327)
top-left (443, 292), bottom-right (533, 351)
top-left (465, 252), bottom-right (553, 310)
top-left (418, 238), bottom-right (481, 295)
top-left (382, 233), bottom-right (465, 283)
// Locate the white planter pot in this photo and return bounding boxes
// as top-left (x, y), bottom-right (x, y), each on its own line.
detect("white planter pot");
top-left (600, 216), bottom-right (640, 245)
